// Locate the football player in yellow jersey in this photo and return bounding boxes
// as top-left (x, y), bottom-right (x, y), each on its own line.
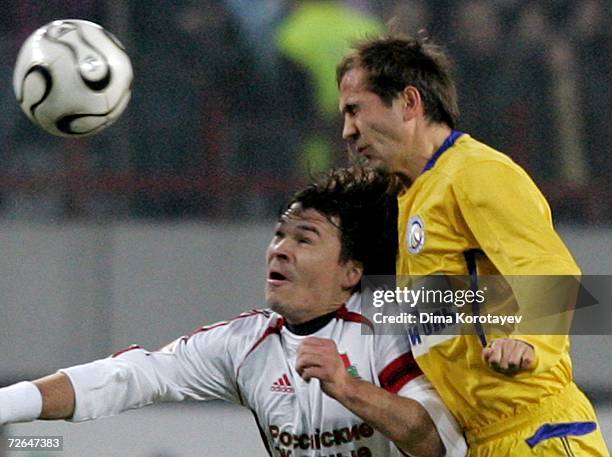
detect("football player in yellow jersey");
top-left (336, 34), bottom-right (609, 456)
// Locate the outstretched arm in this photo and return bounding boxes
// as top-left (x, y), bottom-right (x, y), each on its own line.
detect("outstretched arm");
top-left (1, 334), bottom-right (239, 425)
top-left (296, 337), bottom-right (445, 457)
top-left (0, 314), bottom-right (261, 426)
top-left (0, 361), bottom-right (138, 426)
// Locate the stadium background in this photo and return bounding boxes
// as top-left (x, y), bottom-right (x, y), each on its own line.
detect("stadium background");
top-left (0, 0), bottom-right (609, 455)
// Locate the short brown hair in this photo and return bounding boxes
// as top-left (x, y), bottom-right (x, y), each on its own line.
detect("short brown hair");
top-left (337, 34), bottom-right (459, 128)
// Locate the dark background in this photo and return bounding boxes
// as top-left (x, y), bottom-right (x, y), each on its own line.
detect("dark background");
top-left (0, 0), bottom-right (609, 223)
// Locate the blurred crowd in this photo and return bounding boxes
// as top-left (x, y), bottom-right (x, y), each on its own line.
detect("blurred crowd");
top-left (0, 0), bottom-right (609, 223)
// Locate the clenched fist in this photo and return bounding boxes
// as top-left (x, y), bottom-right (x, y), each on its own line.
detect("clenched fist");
top-left (296, 337), bottom-right (352, 400)
top-left (483, 338), bottom-right (535, 376)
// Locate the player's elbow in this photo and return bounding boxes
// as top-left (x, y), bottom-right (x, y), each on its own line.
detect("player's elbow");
top-left (397, 435), bottom-right (444, 457)
top-left (397, 407), bottom-right (445, 457)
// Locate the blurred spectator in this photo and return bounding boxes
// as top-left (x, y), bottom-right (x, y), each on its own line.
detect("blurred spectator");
top-left (503, 3), bottom-right (560, 181)
top-left (277, 0), bottom-right (384, 119)
top-left (549, 38), bottom-right (587, 185)
top-left (567, 0), bottom-right (611, 182)
top-left (223, 0), bottom-right (288, 77)
top-left (129, 0), bottom-right (256, 218)
top-left (276, 0), bottom-right (384, 175)
top-left (384, 0), bottom-right (430, 36)
top-left (223, 1), bottom-right (316, 217)
top-left (449, 1), bottom-right (515, 154)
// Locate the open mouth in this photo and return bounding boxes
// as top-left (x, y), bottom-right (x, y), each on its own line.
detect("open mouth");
top-left (269, 271), bottom-right (287, 281)
top-left (267, 270), bottom-right (290, 286)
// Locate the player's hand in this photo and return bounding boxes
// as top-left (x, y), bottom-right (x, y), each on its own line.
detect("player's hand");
top-left (295, 337), bottom-right (351, 400)
top-left (483, 338), bottom-right (535, 376)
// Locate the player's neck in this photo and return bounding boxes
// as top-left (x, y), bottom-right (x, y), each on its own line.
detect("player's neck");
top-left (407, 123), bottom-right (453, 180)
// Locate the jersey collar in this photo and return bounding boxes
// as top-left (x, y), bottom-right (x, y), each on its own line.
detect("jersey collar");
top-left (283, 294), bottom-right (362, 335)
top-left (421, 130), bottom-right (464, 174)
top-left (285, 310), bottom-right (338, 335)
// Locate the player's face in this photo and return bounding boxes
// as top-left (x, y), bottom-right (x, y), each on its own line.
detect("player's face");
top-left (339, 67), bottom-right (409, 173)
top-left (265, 205), bottom-right (361, 324)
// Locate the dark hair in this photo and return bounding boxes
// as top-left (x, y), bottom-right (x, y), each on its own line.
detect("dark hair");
top-left (337, 34), bottom-right (459, 128)
top-left (282, 167), bottom-right (399, 279)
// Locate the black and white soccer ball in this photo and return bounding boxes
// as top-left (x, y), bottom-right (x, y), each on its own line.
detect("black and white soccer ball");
top-left (13, 19), bottom-right (133, 137)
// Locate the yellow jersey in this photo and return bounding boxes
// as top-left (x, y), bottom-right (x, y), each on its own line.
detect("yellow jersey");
top-left (397, 132), bottom-right (582, 432)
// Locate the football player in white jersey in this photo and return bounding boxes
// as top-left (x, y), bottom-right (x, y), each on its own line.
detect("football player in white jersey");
top-left (0, 169), bottom-right (466, 457)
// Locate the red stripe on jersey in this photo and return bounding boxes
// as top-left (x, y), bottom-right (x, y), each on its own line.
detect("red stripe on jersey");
top-left (236, 317), bottom-right (285, 381)
top-left (243, 318), bottom-right (284, 360)
top-left (282, 374), bottom-right (291, 386)
top-left (378, 352), bottom-right (422, 394)
top-left (112, 344), bottom-right (143, 358)
top-left (335, 305), bottom-right (374, 332)
top-left (183, 309), bottom-right (269, 341)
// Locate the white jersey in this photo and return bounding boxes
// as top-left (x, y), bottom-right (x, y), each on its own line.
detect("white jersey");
top-left (61, 294), bottom-right (466, 457)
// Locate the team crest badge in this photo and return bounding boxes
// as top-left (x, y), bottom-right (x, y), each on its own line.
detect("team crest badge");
top-left (407, 215), bottom-right (425, 254)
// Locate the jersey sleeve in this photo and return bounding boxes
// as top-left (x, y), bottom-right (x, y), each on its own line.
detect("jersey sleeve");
top-left (452, 160), bottom-right (580, 371)
top-left (61, 312), bottom-right (271, 422)
top-left (374, 334), bottom-right (467, 457)
top-left (375, 335), bottom-right (422, 394)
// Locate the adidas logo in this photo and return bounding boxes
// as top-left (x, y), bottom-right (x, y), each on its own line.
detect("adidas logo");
top-left (270, 373), bottom-right (294, 394)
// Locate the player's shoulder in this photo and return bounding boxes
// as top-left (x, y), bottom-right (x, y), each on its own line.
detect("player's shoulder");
top-left (449, 133), bottom-right (519, 172)
top-left (187, 308), bottom-right (281, 343)
top-left (434, 133), bottom-right (536, 191)
top-left (442, 133), bottom-right (546, 203)
top-left (157, 309), bottom-right (282, 369)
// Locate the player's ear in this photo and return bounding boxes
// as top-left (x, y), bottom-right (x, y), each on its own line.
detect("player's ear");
top-left (401, 85), bottom-right (421, 121)
top-left (342, 260), bottom-right (363, 290)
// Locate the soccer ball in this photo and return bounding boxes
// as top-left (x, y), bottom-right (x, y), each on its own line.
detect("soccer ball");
top-left (13, 19), bottom-right (133, 137)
